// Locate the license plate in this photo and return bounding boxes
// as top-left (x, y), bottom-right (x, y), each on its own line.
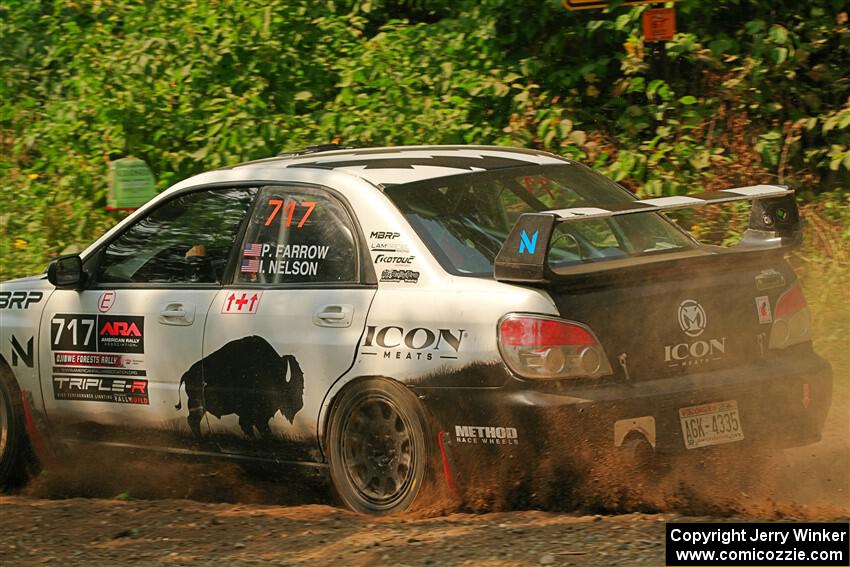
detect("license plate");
top-left (678, 400), bottom-right (744, 449)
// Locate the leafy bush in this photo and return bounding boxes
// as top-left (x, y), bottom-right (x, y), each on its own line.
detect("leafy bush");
top-left (1, 0), bottom-right (848, 279)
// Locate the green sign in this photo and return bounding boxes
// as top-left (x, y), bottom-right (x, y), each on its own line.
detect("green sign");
top-left (107, 157), bottom-right (157, 210)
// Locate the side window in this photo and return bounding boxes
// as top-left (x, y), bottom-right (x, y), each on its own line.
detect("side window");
top-left (97, 188), bottom-right (257, 284)
top-left (236, 186), bottom-right (357, 285)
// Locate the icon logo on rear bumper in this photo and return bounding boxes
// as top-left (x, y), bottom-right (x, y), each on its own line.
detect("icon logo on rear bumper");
top-left (678, 299), bottom-right (707, 337)
top-left (667, 299), bottom-right (725, 368)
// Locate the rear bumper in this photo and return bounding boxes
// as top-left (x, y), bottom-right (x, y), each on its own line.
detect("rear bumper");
top-left (415, 351), bottom-right (832, 466)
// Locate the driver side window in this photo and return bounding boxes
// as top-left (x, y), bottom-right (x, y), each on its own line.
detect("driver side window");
top-left (97, 188), bottom-right (257, 285)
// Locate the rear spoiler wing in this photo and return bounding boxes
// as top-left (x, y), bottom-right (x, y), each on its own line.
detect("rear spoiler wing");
top-left (494, 184), bottom-right (801, 283)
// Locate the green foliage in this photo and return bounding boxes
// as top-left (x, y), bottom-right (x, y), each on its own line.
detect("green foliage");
top-left (1, 0), bottom-right (849, 279)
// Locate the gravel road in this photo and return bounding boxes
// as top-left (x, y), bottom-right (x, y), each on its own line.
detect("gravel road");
top-left (0, 496), bottom-right (716, 566)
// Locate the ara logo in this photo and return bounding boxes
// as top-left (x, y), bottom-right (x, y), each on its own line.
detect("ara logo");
top-left (100, 321), bottom-right (142, 337)
top-left (518, 229), bottom-right (539, 255)
top-left (97, 315), bottom-right (144, 354)
top-left (362, 326), bottom-right (465, 361)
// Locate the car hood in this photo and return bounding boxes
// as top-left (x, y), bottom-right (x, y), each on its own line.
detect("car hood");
top-left (1, 274), bottom-right (52, 291)
top-left (2, 274), bottom-right (47, 284)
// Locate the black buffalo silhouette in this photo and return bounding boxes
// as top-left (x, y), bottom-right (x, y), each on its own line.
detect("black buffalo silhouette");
top-left (175, 335), bottom-right (304, 438)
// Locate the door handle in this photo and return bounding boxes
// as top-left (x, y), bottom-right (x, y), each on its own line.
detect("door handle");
top-left (317, 312), bottom-right (345, 321)
top-left (160, 309), bottom-right (186, 318)
top-left (313, 305), bottom-right (353, 328)
top-left (159, 302), bottom-right (195, 326)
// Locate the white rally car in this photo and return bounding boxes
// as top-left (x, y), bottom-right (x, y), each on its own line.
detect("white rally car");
top-left (0, 145), bottom-right (832, 514)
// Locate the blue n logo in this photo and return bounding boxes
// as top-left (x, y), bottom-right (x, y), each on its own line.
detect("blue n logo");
top-left (518, 229), bottom-right (539, 255)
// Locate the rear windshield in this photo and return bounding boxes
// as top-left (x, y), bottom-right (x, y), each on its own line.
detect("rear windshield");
top-left (384, 164), bottom-right (696, 276)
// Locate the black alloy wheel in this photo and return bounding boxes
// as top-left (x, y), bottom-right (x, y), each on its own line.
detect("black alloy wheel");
top-left (327, 378), bottom-right (431, 514)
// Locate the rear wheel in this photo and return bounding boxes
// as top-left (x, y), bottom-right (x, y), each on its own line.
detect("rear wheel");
top-left (327, 378), bottom-right (431, 515)
top-left (0, 368), bottom-right (32, 488)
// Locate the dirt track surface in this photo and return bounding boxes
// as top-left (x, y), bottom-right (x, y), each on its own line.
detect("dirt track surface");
top-left (0, 497), bottom-right (712, 566)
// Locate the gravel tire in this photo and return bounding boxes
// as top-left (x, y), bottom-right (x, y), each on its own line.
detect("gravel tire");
top-left (327, 378), bottom-right (432, 515)
top-left (0, 366), bottom-right (33, 488)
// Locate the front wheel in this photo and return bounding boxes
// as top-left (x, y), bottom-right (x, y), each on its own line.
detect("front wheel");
top-left (0, 368), bottom-right (33, 488)
top-left (327, 378), bottom-right (432, 515)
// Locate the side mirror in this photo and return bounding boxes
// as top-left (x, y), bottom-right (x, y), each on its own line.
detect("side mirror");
top-left (739, 193), bottom-right (802, 249)
top-left (47, 254), bottom-right (86, 289)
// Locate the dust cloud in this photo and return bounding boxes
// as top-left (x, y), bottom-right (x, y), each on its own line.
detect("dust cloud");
top-left (447, 261), bottom-right (848, 520)
top-left (23, 452), bottom-right (330, 507)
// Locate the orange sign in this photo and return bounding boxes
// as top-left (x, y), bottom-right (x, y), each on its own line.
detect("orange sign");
top-left (643, 7), bottom-right (676, 42)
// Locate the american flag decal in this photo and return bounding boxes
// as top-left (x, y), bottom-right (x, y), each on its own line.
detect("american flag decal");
top-left (243, 243), bottom-right (262, 257)
top-left (241, 258), bottom-right (260, 273)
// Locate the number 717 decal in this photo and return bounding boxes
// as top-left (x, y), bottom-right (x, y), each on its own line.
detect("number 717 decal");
top-left (52, 315), bottom-right (96, 351)
top-left (264, 199), bottom-right (316, 228)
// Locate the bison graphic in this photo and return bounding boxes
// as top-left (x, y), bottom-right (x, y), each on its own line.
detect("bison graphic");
top-left (175, 335), bottom-right (304, 438)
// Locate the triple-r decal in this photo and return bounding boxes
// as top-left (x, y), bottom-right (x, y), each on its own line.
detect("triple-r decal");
top-left (53, 376), bottom-right (149, 405)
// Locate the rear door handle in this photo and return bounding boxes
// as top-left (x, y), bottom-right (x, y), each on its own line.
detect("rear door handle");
top-left (314, 304), bottom-right (353, 328)
top-left (159, 302), bottom-right (195, 326)
top-left (318, 312), bottom-right (345, 320)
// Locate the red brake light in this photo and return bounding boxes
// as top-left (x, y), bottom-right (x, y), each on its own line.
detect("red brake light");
top-left (774, 281), bottom-right (807, 318)
top-left (499, 317), bottom-right (596, 347)
top-left (769, 282), bottom-right (812, 350)
top-left (498, 315), bottom-right (613, 380)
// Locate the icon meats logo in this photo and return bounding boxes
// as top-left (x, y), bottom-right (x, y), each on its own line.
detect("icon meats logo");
top-left (362, 326), bottom-right (464, 360)
top-left (677, 299), bottom-right (707, 337)
top-left (664, 300), bottom-right (726, 368)
top-left (98, 316), bottom-right (144, 353)
top-left (53, 376), bottom-right (149, 405)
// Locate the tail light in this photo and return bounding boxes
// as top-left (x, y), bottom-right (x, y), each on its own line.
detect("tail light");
top-left (768, 281), bottom-right (812, 349)
top-left (498, 315), bottom-right (613, 380)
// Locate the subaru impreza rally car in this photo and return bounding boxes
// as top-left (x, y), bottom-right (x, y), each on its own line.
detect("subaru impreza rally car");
top-left (0, 145), bottom-right (832, 514)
